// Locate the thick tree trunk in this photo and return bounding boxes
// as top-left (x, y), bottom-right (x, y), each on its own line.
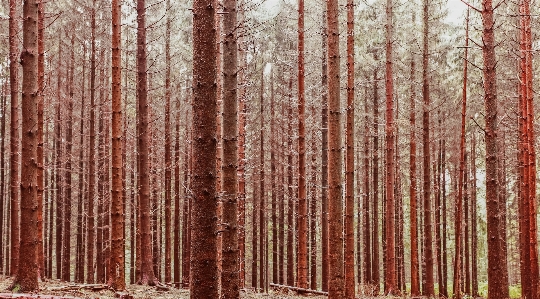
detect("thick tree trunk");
top-left (108, 0), bottom-right (125, 289)
top-left (344, 0), bottom-right (355, 296)
top-left (136, 0), bottom-right (155, 285)
top-left (220, 0), bottom-right (239, 293)
top-left (8, 0), bottom-right (20, 278)
top-left (481, 0), bottom-right (509, 297)
top-left (421, 0), bottom-right (434, 295)
top-left (326, 0), bottom-right (344, 296)
top-left (384, 0), bottom-right (396, 294)
top-left (13, 0), bottom-right (39, 291)
top-left (191, 0), bottom-right (218, 294)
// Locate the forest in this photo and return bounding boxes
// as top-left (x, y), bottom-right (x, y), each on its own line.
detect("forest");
top-left (0, 0), bottom-right (539, 298)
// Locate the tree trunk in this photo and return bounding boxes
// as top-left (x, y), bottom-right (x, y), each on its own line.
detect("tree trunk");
top-left (270, 72), bottom-right (277, 285)
top-left (344, 0), bottom-right (355, 296)
top-left (296, 0), bottom-right (308, 290)
top-left (372, 58), bottom-right (380, 294)
top-left (320, 13), bottom-right (329, 292)
top-left (409, 34), bottom-right (420, 296)
top-left (173, 95), bottom-right (181, 288)
top-left (471, 133), bottom-right (478, 297)
top-left (326, 0), bottom-right (344, 295)
top-left (191, 0), bottom-right (218, 294)
top-left (310, 106), bottom-right (317, 290)
top-left (36, 0), bottom-right (45, 279)
top-left (286, 78), bottom-right (294, 288)
top-left (0, 73), bottom-right (6, 275)
top-left (62, 33), bottom-right (75, 282)
top-left (76, 42), bottom-right (87, 284)
top-left (87, 0), bottom-right (97, 283)
top-left (108, 0), bottom-right (125, 288)
top-left (454, 9), bottom-right (469, 299)
top-left (259, 73), bottom-right (266, 292)
top-left (8, 0), bottom-right (20, 278)
top-left (363, 86), bottom-right (371, 286)
top-left (220, 0), bottom-right (239, 293)
top-left (384, 0), bottom-right (396, 293)
top-left (481, 0), bottom-right (509, 297)
top-left (136, 0), bottom-right (155, 285)
top-left (421, 0), bottom-right (434, 294)
top-left (164, 0), bottom-right (172, 284)
top-left (12, 0), bottom-right (39, 290)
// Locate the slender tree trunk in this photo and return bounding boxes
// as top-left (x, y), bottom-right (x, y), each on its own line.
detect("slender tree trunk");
top-left (181, 119), bottom-right (191, 288)
top-left (163, 0), bottom-right (172, 284)
top-left (309, 106), bottom-right (317, 290)
top-left (87, 0), bottom-right (97, 283)
top-left (191, 0), bottom-right (218, 294)
top-left (270, 73), bottom-right (278, 285)
top-left (363, 87), bottom-right (371, 286)
top-left (471, 133), bottom-right (478, 297)
top-left (327, 0), bottom-right (344, 295)
top-left (54, 86), bottom-right (63, 281)
top-left (9, 0), bottom-right (20, 277)
top-left (12, 0), bottom-right (39, 290)
top-left (62, 33), bottom-right (75, 282)
top-left (372, 59), bottom-right (380, 294)
top-left (108, 0), bottom-right (125, 288)
top-left (454, 10), bottom-right (469, 299)
top-left (76, 43), bottom-right (87, 284)
top-left (286, 78), bottom-right (294, 288)
top-left (441, 140), bottom-right (448, 298)
top-left (384, 0), bottom-right (396, 293)
top-left (173, 97), bottom-right (181, 288)
top-left (238, 42), bottom-right (246, 288)
top-left (464, 152), bottom-right (470, 295)
top-left (435, 121), bottom-right (443, 296)
top-left (320, 13), bottom-right (329, 292)
top-left (0, 75), bottom-right (6, 276)
top-left (421, 0), bottom-right (434, 294)
top-left (409, 37), bottom-right (420, 296)
top-left (481, 0), bottom-right (509, 297)
top-left (36, 0), bottom-right (45, 279)
top-left (344, 0), bottom-right (355, 296)
top-left (259, 73), bottom-right (266, 293)
top-left (220, 0), bottom-right (239, 293)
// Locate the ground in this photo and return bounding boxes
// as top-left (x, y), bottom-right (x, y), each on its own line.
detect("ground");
top-left (0, 276), bottom-right (327, 299)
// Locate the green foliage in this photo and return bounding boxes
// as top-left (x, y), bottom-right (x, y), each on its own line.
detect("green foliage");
top-left (11, 284), bottom-right (21, 293)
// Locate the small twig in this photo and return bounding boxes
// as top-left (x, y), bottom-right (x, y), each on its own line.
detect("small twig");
top-left (460, 0), bottom-right (482, 13)
top-left (471, 116), bottom-right (486, 134)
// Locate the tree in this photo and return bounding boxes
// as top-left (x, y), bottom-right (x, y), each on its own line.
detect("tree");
top-left (12, 0), bottom-right (39, 291)
top-left (220, 0), bottom-right (240, 292)
top-left (9, 0), bottom-right (20, 278)
top-left (320, 12), bottom-right (329, 292)
top-left (421, 0), bottom-right (434, 295)
top-left (108, 0), bottom-right (125, 289)
top-left (454, 9), bottom-right (469, 299)
top-left (136, 0), bottom-right (156, 285)
top-left (384, 0), bottom-right (396, 294)
top-left (480, 0), bottom-right (509, 297)
top-left (296, 0), bottom-right (308, 290)
top-left (326, 0), bottom-right (344, 296)
top-left (191, 0), bottom-right (219, 295)
top-left (164, 0), bottom-right (172, 284)
top-left (344, 0), bottom-right (355, 296)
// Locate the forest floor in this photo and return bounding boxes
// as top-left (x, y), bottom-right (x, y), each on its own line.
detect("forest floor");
top-left (0, 276), bottom-right (327, 299)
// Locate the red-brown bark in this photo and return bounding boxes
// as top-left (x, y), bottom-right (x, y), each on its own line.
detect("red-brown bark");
top-left (9, 0), bottom-right (20, 277)
top-left (320, 14), bottom-right (329, 292)
top-left (344, 0), bottom-right (355, 296)
top-left (327, 0), bottom-right (344, 295)
top-left (12, 0), bottom-right (39, 290)
top-left (271, 72), bottom-right (277, 285)
top-left (384, 0), bottom-right (396, 293)
top-left (136, 0), bottom-right (155, 285)
top-left (481, 0), bottom-right (509, 297)
top-left (409, 35), bottom-right (419, 296)
top-left (421, 0), bottom-right (434, 294)
top-left (87, 0), bottom-right (97, 283)
top-left (220, 0), bottom-right (239, 293)
top-left (454, 10), bottom-right (469, 299)
top-left (108, 0), bottom-right (125, 289)
top-left (286, 78), bottom-right (294, 288)
top-left (371, 57), bottom-right (380, 294)
top-left (164, 0), bottom-right (172, 284)
top-left (191, 0), bottom-right (219, 294)
top-left (237, 41), bottom-right (247, 288)
top-left (36, 0), bottom-right (45, 279)
top-left (296, 0), bottom-right (308, 290)
top-left (363, 87), bottom-right (371, 286)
